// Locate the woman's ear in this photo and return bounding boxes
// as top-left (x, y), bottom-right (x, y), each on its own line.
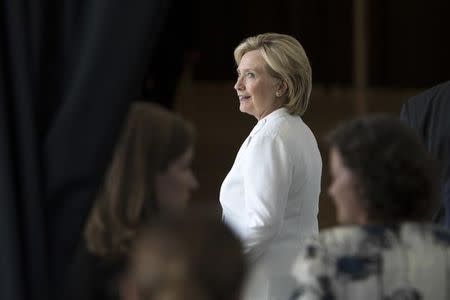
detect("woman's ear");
top-left (276, 80), bottom-right (288, 97)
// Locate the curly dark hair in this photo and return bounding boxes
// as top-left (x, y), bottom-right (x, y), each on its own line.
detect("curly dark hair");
top-left (326, 115), bottom-right (438, 223)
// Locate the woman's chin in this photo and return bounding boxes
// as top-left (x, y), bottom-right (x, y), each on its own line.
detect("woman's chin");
top-left (239, 102), bottom-right (254, 116)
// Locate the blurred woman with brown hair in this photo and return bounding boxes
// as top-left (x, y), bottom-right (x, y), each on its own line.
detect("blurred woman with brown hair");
top-left (64, 102), bottom-right (198, 300)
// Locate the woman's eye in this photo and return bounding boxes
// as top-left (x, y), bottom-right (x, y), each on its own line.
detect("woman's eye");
top-left (246, 72), bottom-right (255, 78)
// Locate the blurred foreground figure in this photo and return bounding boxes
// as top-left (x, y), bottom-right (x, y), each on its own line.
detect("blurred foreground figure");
top-left (122, 211), bottom-right (246, 300)
top-left (64, 102), bottom-right (198, 300)
top-left (291, 115), bottom-right (450, 300)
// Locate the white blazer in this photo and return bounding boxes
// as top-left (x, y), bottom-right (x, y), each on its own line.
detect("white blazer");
top-left (220, 108), bottom-right (322, 300)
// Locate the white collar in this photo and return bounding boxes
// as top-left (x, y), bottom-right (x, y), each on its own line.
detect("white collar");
top-left (249, 107), bottom-right (290, 137)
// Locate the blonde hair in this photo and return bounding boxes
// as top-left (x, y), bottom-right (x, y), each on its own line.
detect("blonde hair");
top-left (234, 33), bottom-right (312, 116)
top-left (85, 102), bottom-right (194, 258)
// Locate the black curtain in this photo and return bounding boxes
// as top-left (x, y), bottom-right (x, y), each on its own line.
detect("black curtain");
top-left (0, 1), bottom-right (168, 300)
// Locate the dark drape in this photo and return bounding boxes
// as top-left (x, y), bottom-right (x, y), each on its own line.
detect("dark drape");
top-left (0, 1), bottom-right (168, 300)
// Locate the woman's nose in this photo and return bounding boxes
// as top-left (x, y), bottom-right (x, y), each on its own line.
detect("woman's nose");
top-left (234, 76), bottom-right (243, 91)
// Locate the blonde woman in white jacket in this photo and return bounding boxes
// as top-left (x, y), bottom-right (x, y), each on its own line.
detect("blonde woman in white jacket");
top-left (219, 33), bottom-right (322, 300)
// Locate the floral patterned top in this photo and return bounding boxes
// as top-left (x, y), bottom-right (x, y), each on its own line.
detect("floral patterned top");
top-left (291, 223), bottom-right (450, 300)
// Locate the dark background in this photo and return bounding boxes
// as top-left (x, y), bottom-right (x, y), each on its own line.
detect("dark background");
top-left (192, 0), bottom-right (450, 86)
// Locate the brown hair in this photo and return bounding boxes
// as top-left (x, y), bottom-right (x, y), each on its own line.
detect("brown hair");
top-left (84, 102), bottom-right (194, 258)
top-left (127, 211), bottom-right (245, 300)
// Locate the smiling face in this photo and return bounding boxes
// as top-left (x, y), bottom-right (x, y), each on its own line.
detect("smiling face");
top-left (234, 50), bottom-right (285, 120)
top-left (155, 146), bottom-right (198, 214)
top-left (328, 147), bottom-right (368, 225)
